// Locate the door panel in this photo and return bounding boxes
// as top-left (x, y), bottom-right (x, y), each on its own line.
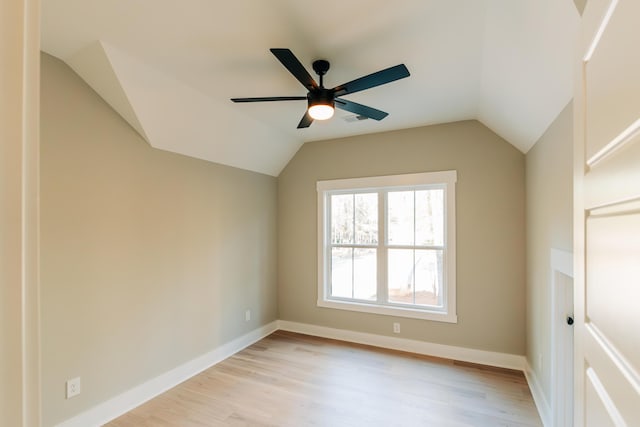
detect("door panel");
top-left (585, 0), bottom-right (640, 160)
top-left (585, 368), bottom-right (620, 427)
top-left (585, 323), bottom-right (640, 426)
top-left (584, 132), bottom-right (640, 208)
top-left (586, 212), bottom-right (640, 372)
top-left (577, 0), bottom-right (640, 425)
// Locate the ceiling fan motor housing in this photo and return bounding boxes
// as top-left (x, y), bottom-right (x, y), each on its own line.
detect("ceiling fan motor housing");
top-left (308, 88), bottom-right (335, 109)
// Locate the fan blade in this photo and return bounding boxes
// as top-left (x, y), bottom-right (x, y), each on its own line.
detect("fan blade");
top-left (231, 96), bottom-right (306, 103)
top-left (297, 111), bottom-right (314, 128)
top-left (270, 48), bottom-right (318, 91)
top-left (335, 98), bottom-right (388, 121)
top-left (332, 64), bottom-right (410, 97)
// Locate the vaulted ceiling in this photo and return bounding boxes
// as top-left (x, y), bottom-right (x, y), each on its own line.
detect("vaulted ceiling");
top-left (41, 0), bottom-right (580, 176)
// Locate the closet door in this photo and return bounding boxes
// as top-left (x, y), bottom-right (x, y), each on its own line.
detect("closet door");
top-left (574, 0), bottom-right (640, 425)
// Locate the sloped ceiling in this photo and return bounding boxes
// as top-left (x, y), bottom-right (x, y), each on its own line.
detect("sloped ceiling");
top-left (41, 0), bottom-right (580, 176)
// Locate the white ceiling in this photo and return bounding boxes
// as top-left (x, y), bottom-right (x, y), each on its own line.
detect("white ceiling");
top-left (41, 0), bottom-right (580, 176)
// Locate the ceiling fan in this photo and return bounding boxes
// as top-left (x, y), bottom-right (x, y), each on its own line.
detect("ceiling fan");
top-left (231, 48), bottom-right (410, 128)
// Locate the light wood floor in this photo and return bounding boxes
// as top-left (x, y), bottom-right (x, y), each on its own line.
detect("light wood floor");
top-left (106, 331), bottom-right (542, 427)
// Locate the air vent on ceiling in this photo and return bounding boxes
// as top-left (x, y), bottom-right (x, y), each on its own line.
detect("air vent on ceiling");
top-left (343, 114), bottom-right (370, 123)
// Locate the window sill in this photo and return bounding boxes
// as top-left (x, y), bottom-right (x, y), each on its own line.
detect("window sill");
top-left (317, 298), bottom-right (458, 323)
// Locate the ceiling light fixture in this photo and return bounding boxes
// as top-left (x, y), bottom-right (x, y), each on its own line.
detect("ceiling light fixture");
top-left (231, 49), bottom-right (410, 129)
top-left (308, 102), bottom-right (334, 120)
top-left (308, 89), bottom-right (334, 120)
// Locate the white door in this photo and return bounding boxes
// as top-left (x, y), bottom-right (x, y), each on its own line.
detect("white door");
top-left (574, 0), bottom-right (640, 426)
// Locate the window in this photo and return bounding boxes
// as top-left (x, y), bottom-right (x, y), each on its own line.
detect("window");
top-left (317, 171), bottom-right (457, 322)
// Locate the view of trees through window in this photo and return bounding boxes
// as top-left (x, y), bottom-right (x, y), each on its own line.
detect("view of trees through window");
top-left (329, 188), bottom-right (444, 308)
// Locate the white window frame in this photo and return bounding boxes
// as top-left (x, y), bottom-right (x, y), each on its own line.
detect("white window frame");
top-left (317, 170), bottom-right (457, 323)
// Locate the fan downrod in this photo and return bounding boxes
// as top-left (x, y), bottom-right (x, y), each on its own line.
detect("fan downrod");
top-left (312, 60), bottom-right (330, 87)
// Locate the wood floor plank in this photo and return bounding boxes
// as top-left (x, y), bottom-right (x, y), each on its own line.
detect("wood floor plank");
top-left (106, 331), bottom-right (542, 427)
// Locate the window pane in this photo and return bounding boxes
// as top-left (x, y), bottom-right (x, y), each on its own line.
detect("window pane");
top-left (331, 194), bottom-right (353, 244)
top-left (414, 249), bottom-right (443, 307)
top-left (319, 171), bottom-right (456, 320)
top-left (388, 191), bottom-right (414, 245)
top-left (353, 248), bottom-right (377, 300)
top-left (331, 247), bottom-right (352, 298)
top-left (415, 189), bottom-right (444, 246)
top-left (387, 249), bottom-right (415, 304)
top-left (355, 193), bottom-right (378, 244)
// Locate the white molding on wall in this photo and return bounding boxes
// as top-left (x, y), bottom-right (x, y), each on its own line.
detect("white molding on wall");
top-left (56, 321), bottom-right (279, 427)
top-left (279, 321), bottom-right (550, 424)
top-left (551, 248), bottom-right (573, 278)
top-left (524, 360), bottom-right (552, 427)
top-left (57, 320), bottom-right (544, 426)
top-left (277, 320), bottom-right (526, 371)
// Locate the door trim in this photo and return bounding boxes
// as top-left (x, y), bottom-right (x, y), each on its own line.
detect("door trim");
top-left (550, 249), bottom-right (574, 427)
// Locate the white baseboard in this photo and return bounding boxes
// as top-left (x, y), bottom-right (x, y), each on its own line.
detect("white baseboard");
top-left (279, 321), bottom-right (550, 423)
top-left (56, 321), bottom-right (279, 427)
top-left (277, 320), bottom-right (526, 371)
top-left (524, 360), bottom-right (551, 427)
top-left (57, 320), bottom-right (539, 427)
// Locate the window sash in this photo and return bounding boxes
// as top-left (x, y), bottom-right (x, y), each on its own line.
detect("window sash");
top-left (317, 171), bottom-right (457, 323)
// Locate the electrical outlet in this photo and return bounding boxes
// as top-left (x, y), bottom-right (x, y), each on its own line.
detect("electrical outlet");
top-left (393, 322), bottom-right (401, 334)
top-left (66, 377), bottom-right (81, 399)
top-left (245, 309), bottom-right (251, 322)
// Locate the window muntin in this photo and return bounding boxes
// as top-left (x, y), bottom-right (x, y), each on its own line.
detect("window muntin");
top-left (317, 171), bottom-right (457, 323)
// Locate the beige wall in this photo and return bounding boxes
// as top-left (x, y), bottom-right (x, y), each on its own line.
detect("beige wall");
top-left (39, 48), bottom-right (572, 424)
top-left (525, 102), bottom-right (573, 403)
top-left (278, 121), bottom-right (526, 354)
top-left (40, 54), bottom-right (278, 425)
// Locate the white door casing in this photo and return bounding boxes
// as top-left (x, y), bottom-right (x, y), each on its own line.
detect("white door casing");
top-left (0, 0), bottom-right (41, 425)
top-left (574, 0), bottom-right (640, 426)
top-left (551, 249), bottom-right (574, 427)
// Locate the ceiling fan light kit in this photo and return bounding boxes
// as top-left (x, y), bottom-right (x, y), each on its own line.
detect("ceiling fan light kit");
top-left (308, 103), bottom-right (334, 120)
top-left (231, 48), bottom-right (410, 128)
top-left (308, 88), bottom-right (335, 120)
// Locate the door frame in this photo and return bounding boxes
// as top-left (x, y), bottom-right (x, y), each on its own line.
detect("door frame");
top-left (550, 248), bottom-right (574, 427)
top-left (0, 0), bottom-right (41, 425)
